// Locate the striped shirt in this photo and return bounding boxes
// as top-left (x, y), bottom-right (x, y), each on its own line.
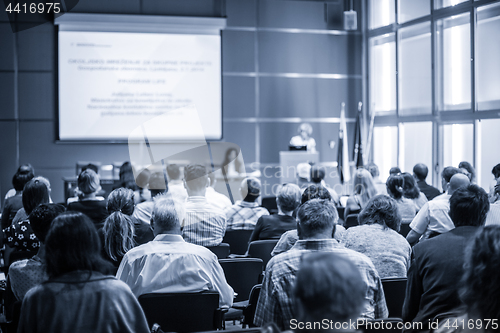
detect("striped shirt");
top-left (181, 196), bottom-right (227, 247)
top-left (254, 239), bottom-right (388, 329)
top-left (224, 200), bottom-right (269, 230)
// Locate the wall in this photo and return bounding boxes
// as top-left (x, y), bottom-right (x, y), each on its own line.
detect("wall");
top-left (0, 0), bottom-right (362, 202)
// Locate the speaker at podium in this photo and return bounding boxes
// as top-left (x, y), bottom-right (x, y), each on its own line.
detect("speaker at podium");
top-left (279, 151), bottom-right (319, 184)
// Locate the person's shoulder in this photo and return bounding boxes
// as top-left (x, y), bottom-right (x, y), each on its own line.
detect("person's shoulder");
top-left (8, 258), bottom-right (31, 274)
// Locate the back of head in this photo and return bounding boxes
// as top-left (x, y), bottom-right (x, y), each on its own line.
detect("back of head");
top-left (294, 252), bottom-right (365, 326)
top-left (353, 169), bottom-right (378, 204)
top-left (401, 172), bottom-right (420, 199)
top-left (386, 174), bottom-right (405, 199)
top-left (389, 167), bottom-right (401, 176)
top-left (12, 163), bottom-right (35, 191)
top-left (310, 166), bottom-right (325, 184)
top-left (458, 161), bottom-right (476, 182)
top-left (152, 195), bottom-right (183, 233)
top-left (492, 163), bottom-right (500, 179)
top-left (148, 172), bottom-right (167, 196)
top-left (461, 226), bottom-right (500, 325)
top-left (22, 176), bottom-right (51, 215)
top-left (277, 183), bottom-right (301, 213)
top-left (45, 212), bottom-right (112, 278)
top-left (241, 177), bottom-right (261, 202)
top-left (107, 188), bottom-right (135, 216)
top-left (118, 162), bottom-right (138, 190)
top-left (183, 164), bottom-right (207, 191)
top-left (449, 184), bottom-right (489, 227)
top-left (367, 163), bottom-right (380, 178)
top-left (167, 164), bottom-right (182, 181)
top-left (29, 203), bottom-right (66, 243)
top-left (442, 166), bottom-right (461, 183)
top-left (413, 163), bottom-right (428, 181)
top-left (77, 169), bottom-right (100, 195)
top-left (297, 199), bottom-right (337, 238)
top-left (358, 195), bottom-right (401, 232)
top-left (448, 173), bottom-right (470, 195)
top-left (301, 184), bottom-right (332, 204)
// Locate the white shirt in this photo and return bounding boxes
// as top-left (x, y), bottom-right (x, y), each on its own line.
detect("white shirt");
top-left (486, 201), bottom-right (500, 226)
top-left (116, 234), bottom-right (234, 308)
top-left (409, 194), bottom-right (454, 235)
top-left (205, 187), bottom-right (232, 211)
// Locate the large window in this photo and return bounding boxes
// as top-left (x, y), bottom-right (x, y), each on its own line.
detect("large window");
top-left (373, 126), bottom-right (398, 182)
top-left (370, 34), bottom-right (396, 114)
top-left (399, 122), bottom-right (433, 182)
top-left (369, 0), bottom-right (395, 29)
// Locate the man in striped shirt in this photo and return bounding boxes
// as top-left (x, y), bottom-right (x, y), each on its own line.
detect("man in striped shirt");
top-left (181, 164), bottom-right (227, 247)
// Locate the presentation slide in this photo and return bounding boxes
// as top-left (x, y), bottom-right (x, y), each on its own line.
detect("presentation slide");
top-left (58, 31), bottom-right (222, 141)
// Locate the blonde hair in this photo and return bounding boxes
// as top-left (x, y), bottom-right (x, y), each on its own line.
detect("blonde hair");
top-left (352, 169), bottom-right (378, 208)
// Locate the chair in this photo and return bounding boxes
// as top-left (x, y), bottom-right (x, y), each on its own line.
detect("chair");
top-left (223, 229), bottom-right (254, 255)
top-left (206, 243), bottom-right (230, 259)
top-left (344, 214), bottom-right (359, 229)
top-left (138, 291), bottom-right (224, 332)
top-left (241, 284), bottom-right (262, 328)
top-left (247, 240), bottom-right (279, 268)
top-left (219, 258), bottom-right (263, 303)
top-left (381, 278), bottom-right (407, 319)
top-left (359, 318), bottom-right (403, 333)
top-left (261, 197), bottom-right (278, 215)
top-left (399, 223), bottom-right (411, 238)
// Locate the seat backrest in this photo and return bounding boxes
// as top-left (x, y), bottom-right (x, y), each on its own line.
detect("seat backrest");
top-left (138, 291), bottom-right (221, 332)
top-left (381, 278), bottom-right (407, 319)
top-left (247, 240), bottom-right (279, 268)
top-left (223, 229), bottom-right (254, 255)
top-left (242, 284), bottom-right (262, 328)
top-left (206, 243), bottom-right (230, 259)
top-left (344, 214), bottom-right (359, 229)
top-left (219, 258), bottom-right (263, 302)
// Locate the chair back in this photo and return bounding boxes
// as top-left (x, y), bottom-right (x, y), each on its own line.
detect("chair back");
top-left (219, 258), bottom-right (263, 302)
top-left (206, 243), bottom-right (230, 259)
top-left (223, 229), bottom-right (254, 255)
top-left (261, 197), bottom-right (278, 215)
top-left (381, 278), bottom-right (407, 319)
top-left (247, 240), bottom-right (279, 268)
top-left (399, 223), bottom-right (411, 238)
top-left (138, 291), bottom-right (222, 332)
top-left (242, 284), bottom-right (262, 328)
top-left (345, 214), bottom-right (359, 229)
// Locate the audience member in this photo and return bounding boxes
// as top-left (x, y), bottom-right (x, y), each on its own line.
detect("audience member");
top-left (117, 161), bottom-right (149, 204)
top-left (225, 177), bottom-right (269, 230)
top-left (1, 164), bottom-right (35, 229)
top-left (182, 164), bottom-right (227, 246)
top-left (389, 167), bottom-right (401, 176)
top-left (116, 195), bottom-right (233, 307)
top-left (342, 195), bottom-right (411, 278)
top-left (458, 161), bottom-right (476, 184)
top-left (249, 183), bottom-right (300, 242)
top-left (18, 212), bottom-right (149, 333)
top-left (401, 172), bottom-right (428, 211)
top-left (402, 184), bottom-right (489, 331)
top-left (296, 163), bottom-right (312, 190)
top-left (254, 199), bottom-right (388, 329)
top-left (166, 164), bottom-right (188, 203)
top-left (206, 172), bottom-right (232, 210)
top-left (132, 172), bottom-right (167, 225)
top-left (310, 166), bottom-right (340, 205)
top-left (386, 174), bottom-right (417, 224)
top-left (489, 163), bottom-right (500, 202)
top-left (406, 173), bottom-right (470, 246)
top-left (271, 185), bottom-right (346, 256)
top-left (440, 166), bottom-right (462, 195)
top-left (485, 182), bottom-right (500, 225)
top-left (367, 163), bottom-right (387, 195)
top-left (67, 169), bottom-right (108, 229)
top-left (413, 163), bottom-right (441, 201)
top-left (344, 168), bottom-right (378, 218)
top-left (9, 203), bottom-right (65, 301)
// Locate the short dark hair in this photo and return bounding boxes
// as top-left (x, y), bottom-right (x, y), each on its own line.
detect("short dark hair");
top-left (22, 177), bottom-right (51, 215)
top-left (449, 184), bottom-right (489, 227)
top-left (386, 174), bottom-right (404, 200)
top-left (492, 163), bottom-right (500, 179)
top-left (461, 226), bottom-right (500, 323)
top-left (310, 166), bottom-right (326, 184)
top-left (294, 252), bottom-right (365, 324)
top-left (107, 188), bottom-right (135, 216)
top-left (45, 212), bottom-right (113, 279)
top-left (442, 166), bottom-right (461, 183)
top-left (183, 164), bottom-right (207, 191)
top-left (389, 167), bottom-right (401, 175)
top-left (242, 177), bottom-right (261, 202)
top-left (413, 163), bottom-right (428, 181)
top-left (297, 199), bottom-right (337, 238)
top-left (29, 203), bottom-right (66, 243)
top-left (12, 164), bottom-right (35, 191)
top-left (277, 184), bottom-right (301, 213)
top-left (167, 164), bottom-right (182, 180)
top-left (358, 195), bottom-right (401, 232)
top-left (301, 184), bottom-right (332, 204)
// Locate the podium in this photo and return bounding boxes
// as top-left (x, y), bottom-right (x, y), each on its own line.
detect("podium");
top-left (279, 151), bottom-right (319, 184)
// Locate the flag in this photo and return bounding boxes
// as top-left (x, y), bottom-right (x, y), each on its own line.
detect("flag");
top-left (337, 103), bottom-right (351, 183)
top-left (353, 102), bottom-right (364, 168)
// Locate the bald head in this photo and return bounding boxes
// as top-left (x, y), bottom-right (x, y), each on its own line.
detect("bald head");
top-left (448, 173), bottom-right (470, 195)
top-left (413, 163), bottom-right (428, 181)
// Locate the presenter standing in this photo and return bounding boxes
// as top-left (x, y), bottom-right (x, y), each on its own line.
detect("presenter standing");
top-left (289, 123), bottom-right (316, 152)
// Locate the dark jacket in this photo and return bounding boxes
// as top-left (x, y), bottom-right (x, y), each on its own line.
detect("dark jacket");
top-left (417, 180), bottom-right (442, 201)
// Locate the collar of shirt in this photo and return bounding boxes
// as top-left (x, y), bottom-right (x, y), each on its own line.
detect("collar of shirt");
top-left (186, 196), bottom-right (208, 204)
top-left (236, 200), bottom-right (259, 208)
top-left (153, 234), bottom-right (185, 243)
top-left (290, 238), bottom-right (342, 251)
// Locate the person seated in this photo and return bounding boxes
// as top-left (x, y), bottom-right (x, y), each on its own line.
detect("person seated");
top-left (366, 163), bottom-right (387, 195)
top-left (458, 161), bottom-right (476, 184)
top-left (249, 183), bottom-right (301, 242)
top-left (389, 166), bottom-right (401, 176)
top-left (271, 184), bottom-right (346, 256)
top-left (296, 163), bottom-right (312, 190)
top-left (344, 169), bottom-right (378, 218)
top-left (310, 166), bottom-right (340, 205)
top-left (116, 195), bottom-right (234, 307)
top-left (485, 182), bottom-right (500, 225)
top-left (222, 147), bottom-right (246, 177)
top-left (254, 199), bottom-right (388, 330)
top-left (9, 203), bottom-right (65, 301)
top-left (406, 172), bottom-right (470, 246)
top-left (1, 164), bottom-right (34, 230)
top-left (132, 172), bottom-right (167, 225)
top-left (224, 177), bottom-right (269, 230)
top-left (413, 163), bottom-right (441, 201)
top-left (116, 162), bottom-right (149, 204)
top-left (3, 176), bottom-right (52, 252)
top-left (166, 164), bottom-right (188, 204)
top-left (101, 188), bottom-right (154, 271)
top-left (289, 123), bottom-right (316, 152)
top-left (342, 195), bottom-right (411, 278)
top-left (386, 174), bottom-right (417, 224)
top-left (401, 172), bottom-right (428, 212)
top-left (489, 163), bottom-right (500, 203)
top-left (403, 184), bottom-right (489, 331)
top-left (67, 169), bottom-right (108, 230)
top-left (206, 172), bottom-right (232, 210)
top-left (182, 164), bottom-right (227, 246)
top-left (18, 212), bottom-right (149, 333)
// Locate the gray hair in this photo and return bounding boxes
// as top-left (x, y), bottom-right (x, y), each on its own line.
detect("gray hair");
top-left (152, 194), bottom-right (184, 232)
top-left (297, 199), bottom-right (338, 238)
top-left (277, 183), bottom-right (301, 213)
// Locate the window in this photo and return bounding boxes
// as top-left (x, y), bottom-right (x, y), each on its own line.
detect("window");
top-left (434, 0), bottom-right (468, 10)
top-left (477, 118), bottom-right (500, 190)
top-left (370, 34), bottom-right (396, 114)
top-left (399, 122), bottom-right (433, 182)
top-left (398, 0), bottom-right (430, 24)
top-left (373, 126), bottom-right (398, 182)
top-left (369, 0), bottom-right (395, 29)
top-left (442, 123), bottom-right (473, 172)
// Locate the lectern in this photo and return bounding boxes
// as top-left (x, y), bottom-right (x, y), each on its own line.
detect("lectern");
top-left (279, 151), bottom-right (319, 184)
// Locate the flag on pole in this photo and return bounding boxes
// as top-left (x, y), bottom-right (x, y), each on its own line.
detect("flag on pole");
top-left (337, 103), bottom-right (351, 183)
top-left (353, 102), bottom-right (364, 168)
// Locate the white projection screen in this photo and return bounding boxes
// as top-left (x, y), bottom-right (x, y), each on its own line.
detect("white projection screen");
top-left (55, 14), bottom-right (225, 141)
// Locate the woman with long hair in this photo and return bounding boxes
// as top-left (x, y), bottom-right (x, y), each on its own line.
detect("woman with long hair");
top-left (386, 174), bottom-right (417, 224)
top-left (344, 168), bottom-right (378, 218)
top-left (401, 172), bottom-right (428, 211)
